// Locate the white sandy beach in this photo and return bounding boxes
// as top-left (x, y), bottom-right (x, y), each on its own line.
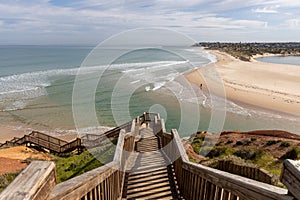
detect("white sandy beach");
top-left (0, 126), bottom-right (27, 144)
top-left (186, 50), bottom-right (300, 117)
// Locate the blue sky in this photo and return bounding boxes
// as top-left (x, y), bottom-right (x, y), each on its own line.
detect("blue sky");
top-left (0, 0), bottom-right (299, 45)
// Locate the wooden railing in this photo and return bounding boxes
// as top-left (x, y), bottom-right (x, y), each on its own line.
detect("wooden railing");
top-left (0, 131), bottom-right (80, 153)
top-left (217, 159), bottom-right (278, 185)
top-left (158, 129), bottom-right (296, 200)
top-left (30, 131), bottom-right (69, 146)
top-left (0, 121), bottom-right (133, 153)
top-left (80, 121), bottom-right (133, 148)
top-left (0, 161), bottom-right (56, 200)
top-left (281, 159), bottom-right (300, 199)
top-left (49, 124), bottom-right (136, 200)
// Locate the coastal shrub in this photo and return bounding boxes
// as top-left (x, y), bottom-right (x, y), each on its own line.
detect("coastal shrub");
top-left (244, 140), bottom-right (252, 145)
top-left (216, 141), bottom-right (225, 146)
top-left (55, 144), bottom-right (116, 183)
top-left (281, 148), bottom-right (299, 160)
top-left (226, 140), bottom-right (233, 144)
top-left (221, 155), bottom-right (252, 166)
top-left (208, 160), bottom-right (219, 169)
top-left (191, 137), bottom-right (204, 154)
top-left (196, 135), bottom-right (205, 141)
top-left (250, 137), bottom-right (257, 142)
top-left (199, 144), bottom-right (216, 157)
top-left (280, 141), bottom-right (291, 148)
top-left (207, 146), bottom-right (231, 158)
top-left (233, 149), bottom-right (264, 160)
top-left (0, 171), bottom-right (20, 192)
top-left (235, 140), bottom-right (251, 146)
top-left (192, 145), bottom-right (201, 154)
top-left (192, 137), bottom-right (203, 144)
top-left (266, 140), bottom-right (280, 146)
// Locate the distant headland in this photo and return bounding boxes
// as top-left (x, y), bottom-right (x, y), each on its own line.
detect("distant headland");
top-left (193, 42), bottom-right (300, 61)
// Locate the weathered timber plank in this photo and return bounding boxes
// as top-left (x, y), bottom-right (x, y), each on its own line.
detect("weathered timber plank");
top-left (281, 159), bottom-right (300, 200)
top-left (0, 161), bottom-right (56, 200)
top-left (171, 129), bottom-right (189, 162)
top-left (182, 162), bottom-right (293, 200)
top-left (113, 129), bottom-right (125, 165)
top-left (50, 162), bottom-right (118, 200)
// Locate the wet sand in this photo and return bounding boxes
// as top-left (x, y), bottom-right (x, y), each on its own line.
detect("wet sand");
top-left (186, 50), bottom-right (300, 117)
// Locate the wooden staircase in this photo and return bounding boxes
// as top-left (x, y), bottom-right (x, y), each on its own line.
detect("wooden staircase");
top-left (122, 126), bottom-right (180, 199)
top-left (0, 121), bottom-right (132, 154)
top-left (0, 131), bottom-right (82, 153)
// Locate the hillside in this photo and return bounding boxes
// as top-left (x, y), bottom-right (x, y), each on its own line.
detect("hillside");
top-left (185, 130), bottom-right (300, 186)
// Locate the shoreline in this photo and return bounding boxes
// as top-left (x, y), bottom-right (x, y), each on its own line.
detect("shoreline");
top-left (0, 124), bottom-right (78, 144)
top-left (0, 125), bottom-right (28, 144)
top-left (186, 49), bottom-right (300, 117)
top-left (1, 49), bottom-right (300, 143)
top-left (252, 52), bottom-right (300, 60)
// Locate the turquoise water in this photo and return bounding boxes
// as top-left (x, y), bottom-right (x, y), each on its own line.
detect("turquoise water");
top-left (1, 46), bottom-right (300, 137)
top-left (257, 55), bottom-right (300, 66)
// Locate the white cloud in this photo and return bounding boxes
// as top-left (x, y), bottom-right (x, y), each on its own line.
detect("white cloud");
top-left (252, 6), bottom-right (279, 13)
top-left (0, 0), bottom-right (299, 44)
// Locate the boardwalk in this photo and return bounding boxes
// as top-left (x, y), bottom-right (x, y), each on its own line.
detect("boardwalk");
top-left (0, 131), bottom-right (82, 153)
top-left (122, 126), bottom-right (180, 199)
top-left (0, 121), bottom-right (132, 153)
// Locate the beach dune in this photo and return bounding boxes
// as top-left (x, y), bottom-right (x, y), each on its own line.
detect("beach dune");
top-left (186, 50), bottom-right (300, 117)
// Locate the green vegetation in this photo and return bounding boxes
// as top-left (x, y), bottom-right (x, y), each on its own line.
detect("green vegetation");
top-left (191, 136), bottom-right (204, 154)
top-left (266, 140), bottom-right (281, 146)
top-left (53, 144), bottom-right (116, 183)
top-left (226, 139), bottom-right (233, 144)
top-left (0, 139), bottom-right (118, 192)
top-left (191, 133), bottom-right (236, 158)
top-left (281, 148), bottom-right (299, 160)
top-left (208, 155), bottom-right (254, 169)
top-left (0, 171), bottom-right (20, 192)
top-left (234, 149), bottom-right (264, 160)
top-left (207, 146), bottom-right (233, 158)
top-left (235, 140), bottom-right (252, 146)
top-left (190, 133), bottom-right (300, 181)
top-left (280, 141), bottom-right (291, 148)
top-left (194, 42), bottom-right (300, 61)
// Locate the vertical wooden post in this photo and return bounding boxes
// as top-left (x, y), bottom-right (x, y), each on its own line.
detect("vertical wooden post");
top-left (280, 159), bottom-right (300, 199)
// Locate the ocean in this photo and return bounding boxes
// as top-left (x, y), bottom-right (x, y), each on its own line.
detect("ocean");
top-left (257, 55), bottom-right (300, 66)
top-left (1, 46), bottom-right (300, 138)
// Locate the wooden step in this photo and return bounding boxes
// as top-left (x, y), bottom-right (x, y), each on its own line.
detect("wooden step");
top-left (123, 126), bottom-right (180, 199)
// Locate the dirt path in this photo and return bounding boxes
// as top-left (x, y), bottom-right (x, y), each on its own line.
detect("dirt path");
top-left (0, 157), bottom-right (28, 175)
top-left (0, 146), bottom-right (51, 175)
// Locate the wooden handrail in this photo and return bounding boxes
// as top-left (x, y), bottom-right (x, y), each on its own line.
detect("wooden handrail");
top-left (0, 115), bottom-right (136, 200)
top-left (0, 161), bottom-right (56, 200)
top-left (159, 129), bottom-right (295, 200)
top-left (50, 127), bottom-right (136, 200)
top-left (281, 159), bottom-right (300, 199)
top-left (30, 131), bottom-right (69, 146)
top-left (50, 162), bottom-right (119, 200)
top-left (1, 121), bottom-right (133, 153)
